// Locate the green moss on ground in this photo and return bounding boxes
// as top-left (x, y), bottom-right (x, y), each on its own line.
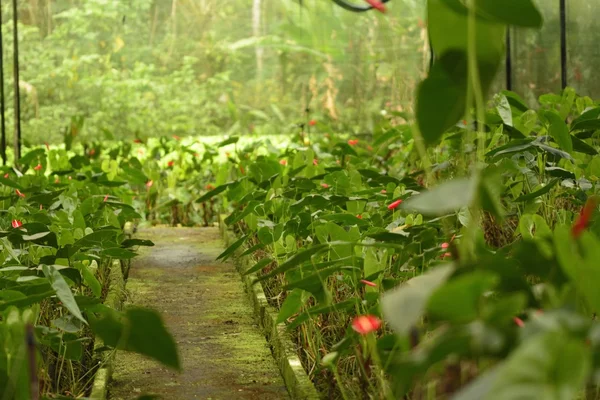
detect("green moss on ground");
top-left (108, 227), bottom-right (289, 400)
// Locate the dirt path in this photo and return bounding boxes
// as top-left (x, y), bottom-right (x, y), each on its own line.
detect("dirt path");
top-left (109, 227), bottom-right (289, 400)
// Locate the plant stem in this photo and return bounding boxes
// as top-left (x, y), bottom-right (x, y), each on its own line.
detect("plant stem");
top-left (332, 366), bottom-right (352, 400)
top-left (466, 0), bottom-right (487, 163)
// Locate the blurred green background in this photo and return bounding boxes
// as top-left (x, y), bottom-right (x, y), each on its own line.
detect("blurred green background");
top-left (0, 0), bottom-right (598, 145)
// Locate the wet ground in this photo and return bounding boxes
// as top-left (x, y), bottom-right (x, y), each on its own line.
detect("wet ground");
top-left (108, 227), bottom-right (289, 400)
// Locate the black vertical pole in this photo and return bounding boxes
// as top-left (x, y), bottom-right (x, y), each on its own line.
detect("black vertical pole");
top-left (0, 2), bottom-right (6, 166)
top-left (559, 0), bottom-right (567, 90)
top-left (505, 29), bottom-right (512, 91)
top-left (12, 0), bottom-right (20, 163)
top-left (428, 37), bottom-right (434, 71)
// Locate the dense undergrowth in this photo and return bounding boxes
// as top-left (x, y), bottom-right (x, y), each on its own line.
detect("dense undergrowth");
top-left (4, 84), bottom-right (600, 399)
top-left (0, 139), bottom-right (195, 399)
top-left (0, 132), bottom-right (290, 399)
top-left (5, 0), bottom-right (600, 399)
top-left (210, 87), bottom-right (600, 399)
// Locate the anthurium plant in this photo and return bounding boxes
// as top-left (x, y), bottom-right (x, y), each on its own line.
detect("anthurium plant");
top-left (0, 141), bottom-right (185, 399)
top-left (211, 85), bottom-right (600, 398)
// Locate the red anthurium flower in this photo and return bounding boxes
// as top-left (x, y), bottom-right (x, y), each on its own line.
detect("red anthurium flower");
top-left (513, 317), bottom-right (524, 328)
top-left (313, 159), bottom-right (318, 166)
top-left (146, 180), bottom-right (153, 189)
top-left (15, 189), bottom-right (25, 198)
top-left (321, 183), bottom-right (330, 189)
top-left (348, 139), bottom-right (359, 146)
top-left (173, 135), bottom-right (181, 141)
top-left (352, 315), bottom-right (382, 335)
top-left (103, 195), bottom-right (109, 202)
top-left (360, 279), bottom-right (377, 287)
top-left (356, 214), bottom-right (363, 219)
top-left (167, 161), bottom-right (175, 168)
top-left (441, 242), bottom-right (450, 249)
top-left (572, 197), bottom-right (599, 238)
top-left (34, 164), bottom-right (42, 171)
top-left (279, 159), bottom-right (288, 166)
top-left (365, 0), bottom-right (386, 13)
top-left (309, 120), bottom-right (317, 127)
top-left (11, 219), bottom-right (22, 229)
top-left (133, 139), bottom-right (142, 144)
top-left (388, 199), bottom-right (403, 210)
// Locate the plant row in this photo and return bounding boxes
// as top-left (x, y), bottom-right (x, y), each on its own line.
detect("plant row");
top-left (210, 87), bottom-right (600, 399)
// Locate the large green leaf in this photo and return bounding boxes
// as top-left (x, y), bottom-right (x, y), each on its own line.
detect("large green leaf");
top-left (276, 289), bottom-right (307, 324)
top-left (75, 262), bottom-right (102, 298)
top-left (224, 201), bottom-right (259, 225)
top-left (72, 230), bottom-right (118, 251)
top-left (217, 136), bottom-right (239, 147)
top-left (121, 165), bottom-right (149, 186)
top-left (382, 264), bottom-right (454, 335)
top-left (514, 179), bottom-right (559, 202)
top-left (455, 330), bottom-right (589, 400)
top-left (284, 265), bottom-right (360, 305)
top-left (90, 307), bottom-right (180, 370)
top-left (0, 290), bottom-right (55, 312)
top-left (416, 52), bottom-right (467, 145)
top-left (196, 183), bottom-right (231, 203)
top-left (477, 0), bottom-right (542, 28)
top-left (554, 226), bottom-right (600, 313)
top-left (543, 111), bottom-right (572, 153)
top-left (42, 265), bottom-right (86, 324)
top-left (121, 239), bottom-right (155, 248)
top-left (429, 0), bottom-right (505, 59)
top-left (401, 177), bottom-right (477, 216)
top-left (216, 234), bottom-right (249, 262)
top-left (418, 0), bottom-right (504, 144)
top-left (486, 138), bottom-right (534, 160)
top-left (253, 244), bottom-right (329, 283)
top-left (243, 258), bottom-right (273, 276)
top-left (124, 308), bottom-right (180, 371)
top-left (286, 299), bottom-right (360, 331)
top-left (487, 331), bottom-right (590, 400)
top-left (495, 94), bottom-right (513, 126)
top-left (428, 271), bottom-right (498, 323)
top-left (570, 107), bottom-right (600, 131)
top-left (101, 248), bottom-right (138, 259)
top-left (571, 135), bottom-right (598, 155)
top-left (452, 365), bottom-right (502, 400)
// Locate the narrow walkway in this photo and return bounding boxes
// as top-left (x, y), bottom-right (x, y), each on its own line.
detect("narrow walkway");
top-left (109, 227), bottom-right (289, 400)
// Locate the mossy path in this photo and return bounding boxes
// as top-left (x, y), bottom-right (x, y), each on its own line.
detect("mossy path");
top-left (109, 227), bottom-right (289, 400)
